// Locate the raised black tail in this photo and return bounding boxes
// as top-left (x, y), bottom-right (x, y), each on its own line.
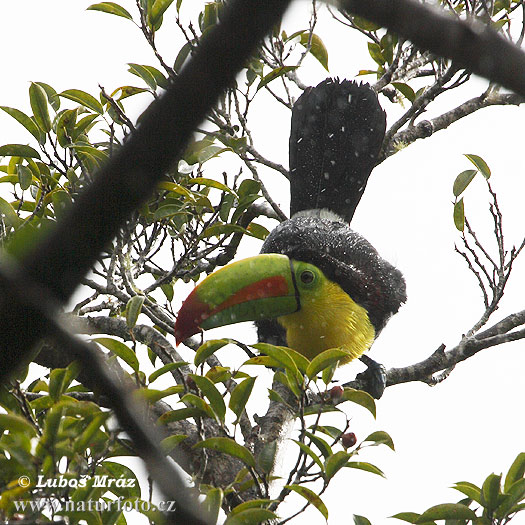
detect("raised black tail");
top-left (289, 79), bottom-right (386, 224)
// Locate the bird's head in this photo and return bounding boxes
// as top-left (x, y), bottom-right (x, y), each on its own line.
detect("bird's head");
top-left (174, 253), bottom-right (327, 345)
top-left (174, 217), bottom-right (406, 362)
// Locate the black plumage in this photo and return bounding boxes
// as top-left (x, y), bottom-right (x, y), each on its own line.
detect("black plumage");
top-left (289, 78), bottom-right (386, 223)
top-left (257, 78), bottom-right (405, 346)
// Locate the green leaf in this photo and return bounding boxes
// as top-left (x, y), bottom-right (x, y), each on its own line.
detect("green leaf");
top-left (305, 431), bottom-right (333, 459)
top-left (392, 82), bottom-right (416, 102)
top-left (229, 377), bottom-right (256, 423)
top-left (325, 450), bottom-right (351, 480)
top-left (504, 452), bottom-right (525, 492)
top-left (158, 407), bottom-right (204, 424)
top-left (207, 366), bottom-right (232, 384)
top-left (454, 198), bottom-right (465, 232)
top-left (189, 177), bottom-right (235, 194)
top-left (230, 499), bottom-right (276, 516)
top-left (160, 282), bottom-right (174, 301)
top-left (128, 63), bottom-right (158, 91)
top-left (346, 461), bottom-right (385, 477)
top-left (299, 33), bottom-right (329, 70)
top-left (252, 343), bottom-right (302, 380)
top-left (98, 461), bottom-right (140, 499)
top-left (59, 89), bottom-right (104, 114)
top-left (142, 65), bottom-right (169, 89)
top-left (352, 15), bottom-right (382, 31)
top-left (481, 472), bottom-right (502, 510)
top-left (305, 348), bottom-right (348, 380)
top-left (363, 430), bottom-right (395, 450)
top-left (201, 223), bottom-right (248, 238)
top-left (453, 169), bottom-right (478, 197)
top-left (148, 361), bottom-right (188, 383)
top-left (257, 440), bottom-right (277, 474)
top-left (0, 106), bottom-right (42, 142)
top-left (313, 425), bottom-right (342, 440)
top-left (284, 484), bottom-right (328, 520)
top-left (368, 42), bottom-right (385, 65)
top-left (51, 189), bottom-right (72, 219)
top-left (193, 437), bottom-right (256, 468)
top-left (157, 181), bottom-right (194, 198)
top-left (93, 337), bottom-right (139, 372)
top-left (174, 41), bottom-right (193, 73)
top-left (0, 412), bottom-right (37, 436)
top-left (465, 153), bottom-right (491, 179)
top-left (224, 508), bottom-right (278, 525)
top-left (112, 85), bottom-right (149, 102)
top-left (137, 385), bottom-right (183, 403)
top-left (181, 393), bottom-right (214, 417)
top-left (160, 434), bottom-right (188, 454)
top-left (353, 515), bottom-right (372, 525)
top-left (257, 66), bottom-right (298, 92)
top-left (342, 388), bottom-right (376, 418)
top-left (87, 2), bottom-right (133, 20)
top-left (390, 512), bottom-right (424, 524)
top-left (72, 114), bottom-right (99, 140)
top-left (17, 165), bottom-right (33, 190)
top-left (292, 439), bottom-right (324, 471)
top-left (29, 82), bottom-right (52, 133)
top-left (49, 368), bottom-right (68, 401)
top-left (204, 487), bottom-right (223, 525)
top-left (496, 478), bottom-right (525, 519)
top-left (35, 82), bottom-right (60, 112)
top-left (268, 388), bottom-right (294, 410)
top-left (194, 339), bottom-right (231, 367)
top-left (189, 374), bottom-right (226, 422)
top-left (74, 412), bottom-right (110, 453)
top-left (126, 295), bottom-right (145, 328)
top-left (0, 144), bottom-right (41, 159)
top-left (451, 481), bottom-right (482, 504)
top-left (243, 355), bottom-right (281, 368)
top-left (0, 196), bottom-right (21, 229)
top-left (153, 204), bottom-right (186, 220)
top-left (151, 0), bottom-right (176, 25)
top-left (246, 222), bottom-right (270, 240)
top-left (417, 503), bottom-right (476, 522)
top-left (237, 178), bottom-right (260, 198)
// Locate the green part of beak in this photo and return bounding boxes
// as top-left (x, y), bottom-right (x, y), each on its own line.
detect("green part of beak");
top-left (175, 254), bottom-right (300, 343)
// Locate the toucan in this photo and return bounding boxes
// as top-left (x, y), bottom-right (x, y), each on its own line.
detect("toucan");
top-left (174, 79), bottom-right (406, 396)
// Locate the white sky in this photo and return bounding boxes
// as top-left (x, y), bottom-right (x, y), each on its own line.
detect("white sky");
top-left (1, 1), bottom-right (524, 524)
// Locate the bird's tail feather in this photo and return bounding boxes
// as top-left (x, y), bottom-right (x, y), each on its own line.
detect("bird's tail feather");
top-left (289, 79), bottom-right (386, 224)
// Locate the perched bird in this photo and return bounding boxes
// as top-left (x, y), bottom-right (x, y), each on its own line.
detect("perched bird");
top-left (175, 79), bottom-right (406, 397)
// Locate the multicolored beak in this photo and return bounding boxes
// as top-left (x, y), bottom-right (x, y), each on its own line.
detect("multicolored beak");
top-left (174, 254), bottom-right (300, 345)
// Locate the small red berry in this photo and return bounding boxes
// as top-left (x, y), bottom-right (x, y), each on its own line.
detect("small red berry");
top-left (341, 432), bottom-right (357, 449)
top-left (329, 385), bottom-right (344, 402)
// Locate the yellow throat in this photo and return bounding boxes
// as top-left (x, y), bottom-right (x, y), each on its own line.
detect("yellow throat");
top-left (277, 278), bottom-right (375, 364)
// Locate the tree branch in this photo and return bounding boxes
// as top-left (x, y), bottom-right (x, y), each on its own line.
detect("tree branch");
top-left (382, 91), bottom-right (525, 160)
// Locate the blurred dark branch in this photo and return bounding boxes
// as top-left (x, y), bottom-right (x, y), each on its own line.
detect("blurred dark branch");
top-left (0, 0), bottom-right (294, 521)
top-left (338, 0), bottom-right (525, 97)
top-left (0, 262), bottom-right (208, 525)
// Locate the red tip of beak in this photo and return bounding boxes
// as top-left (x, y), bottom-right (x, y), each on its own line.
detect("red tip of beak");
top-left (174, 289), bottom-right (211, 346)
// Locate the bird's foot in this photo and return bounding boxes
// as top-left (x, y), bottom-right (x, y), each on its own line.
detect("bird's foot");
top-left (351, 355), bottom-right (387, 400)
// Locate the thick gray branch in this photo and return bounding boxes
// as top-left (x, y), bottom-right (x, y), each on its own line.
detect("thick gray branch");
top-left (383, 92), bottom-right (525, 158)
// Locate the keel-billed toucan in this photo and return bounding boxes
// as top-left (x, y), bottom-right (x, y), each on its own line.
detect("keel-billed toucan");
top-left (175, 79), bottom-right (406, 394)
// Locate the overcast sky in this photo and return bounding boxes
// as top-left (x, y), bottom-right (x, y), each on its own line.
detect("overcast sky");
top-left (1, 1), bottom-right (524, 524)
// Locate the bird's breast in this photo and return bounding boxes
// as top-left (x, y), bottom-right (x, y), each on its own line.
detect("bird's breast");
top-left (277, 279), bottom-right (375, 364)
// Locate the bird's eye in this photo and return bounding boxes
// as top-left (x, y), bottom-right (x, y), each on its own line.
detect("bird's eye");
top-left (300, 270), bottom-right (315, 284)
